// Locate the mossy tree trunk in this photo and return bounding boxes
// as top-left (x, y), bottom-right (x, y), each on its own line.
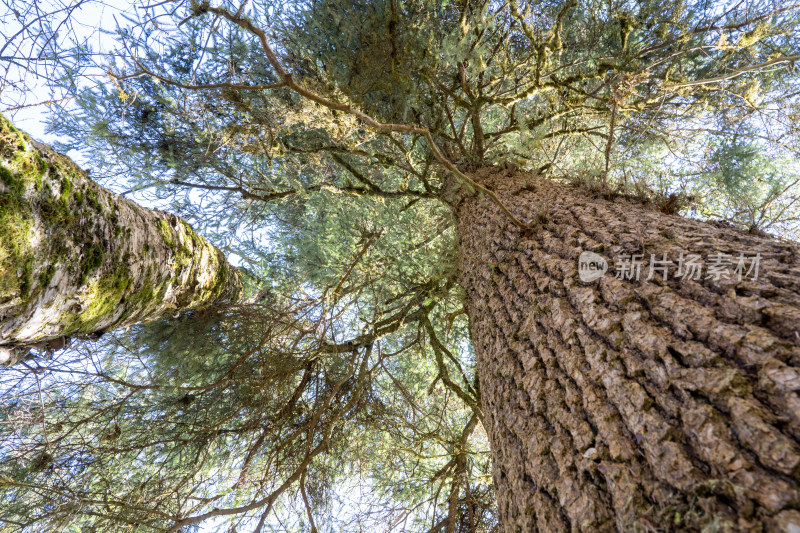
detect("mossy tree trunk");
top-left (0, 115), bottom-right (243, 364)
top-left (453, 166), bottom-right (800, 531)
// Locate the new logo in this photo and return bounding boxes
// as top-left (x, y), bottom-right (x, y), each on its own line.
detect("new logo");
top-left (578, 251), bottom-right (608, 282)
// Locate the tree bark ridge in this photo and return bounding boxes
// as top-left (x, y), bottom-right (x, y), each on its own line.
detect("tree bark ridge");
top-left (453, 165), bottom-right (800, 531)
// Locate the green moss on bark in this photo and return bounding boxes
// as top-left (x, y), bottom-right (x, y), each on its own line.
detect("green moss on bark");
top-left (83, 270), bottom-right (133, 323)
top-left (79, 243), bottom-right (106, 284)
top-left (0, 116), bottom-right (66, 307)
top-left (39, 264), bottom-right (56, 288)
top-left (1, 113), bottom-right (242, 345)
top-left (0, 195), bottom-right (34, 303)
top-left (59, 176), bottom-right (72, 205)
top-left (157, 219), bottom-right (174, 248)
top-left (0, 118), bottom-right (47, 195)
top-left (0, 166), bottom-right (24, 195)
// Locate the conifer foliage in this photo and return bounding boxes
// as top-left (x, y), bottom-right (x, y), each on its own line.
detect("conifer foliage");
top-left (1, 0), bottom-right (800, 531)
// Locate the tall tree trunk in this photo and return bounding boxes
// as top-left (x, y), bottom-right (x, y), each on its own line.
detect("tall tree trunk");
top-left (0, 115), bottom-right (242, 363)
top-left (453, 165), bottom-right (800, 531)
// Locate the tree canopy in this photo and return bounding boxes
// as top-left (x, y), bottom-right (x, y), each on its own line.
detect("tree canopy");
top-left (1, 0), bottom-right (800, 530)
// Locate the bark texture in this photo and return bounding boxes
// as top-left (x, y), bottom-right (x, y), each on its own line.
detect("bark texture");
top-left (0, 115), bottom-right (242, 362)
top-left (453, 165), bottom-right (800, 531)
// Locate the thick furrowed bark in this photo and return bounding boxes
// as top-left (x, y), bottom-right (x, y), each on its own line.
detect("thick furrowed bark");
top-left (453, 166), bottom-right (800, 531)
top-left (0, 115), bottom-right (242, 362)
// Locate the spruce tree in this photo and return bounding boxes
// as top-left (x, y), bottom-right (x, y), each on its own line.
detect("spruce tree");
top-left (2, 0), bottom-right (800, 530)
